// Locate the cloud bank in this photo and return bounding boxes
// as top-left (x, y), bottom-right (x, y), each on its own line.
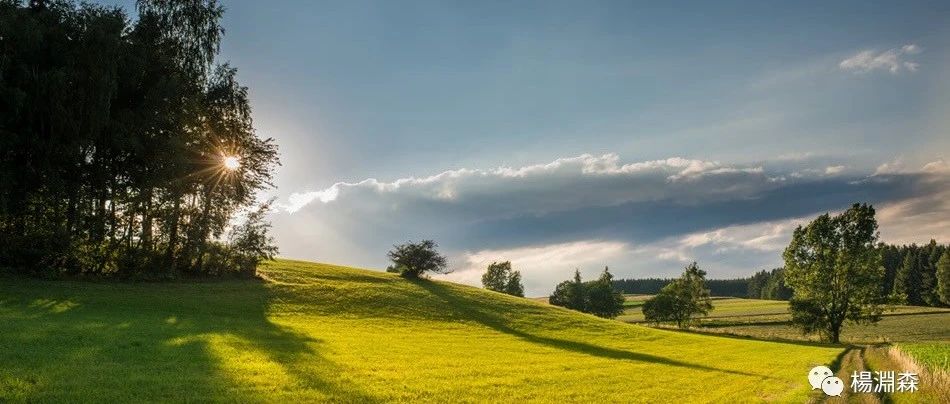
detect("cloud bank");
top-left (272, 153), bottom-right (950, 295)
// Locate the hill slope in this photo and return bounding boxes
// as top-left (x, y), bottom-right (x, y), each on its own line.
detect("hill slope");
top-left (0, 260), bottom-right (842, 402)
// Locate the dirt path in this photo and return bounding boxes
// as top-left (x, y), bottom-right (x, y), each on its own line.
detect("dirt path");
top-left (821, 346), bottom-right (882, 404)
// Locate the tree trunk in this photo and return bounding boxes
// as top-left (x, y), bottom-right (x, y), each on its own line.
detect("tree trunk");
top-left (165, 197), bottom-right (181, 276)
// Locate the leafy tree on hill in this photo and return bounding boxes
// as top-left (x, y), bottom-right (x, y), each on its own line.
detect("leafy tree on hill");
top-left (481, 261), bottom-right (525, 297)
top-left (937, 251), bottom-right (950, 306)
top-left (504, 271), bottom-right (525, 297)
top-left (783, 204), bottom-right (886, 343)
top-left (585, 267), bottom-right (626, 318)
top-left (550, 270), bottom-right (587, 311)
top-left (550, 268), bottom-right (626, 318)
top-left (642, 262), bottom-right (713, 328)
top-left (641, 291), bottom-right (676, 326)
top-left (386, 240), bottom-right (449, 279)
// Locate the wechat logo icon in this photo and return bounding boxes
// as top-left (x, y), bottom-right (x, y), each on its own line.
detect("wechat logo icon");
top-left (809, 366), bottom-right (843, 397)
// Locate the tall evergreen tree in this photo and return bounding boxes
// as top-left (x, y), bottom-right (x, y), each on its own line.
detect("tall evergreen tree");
top-left (586, 267), bottom-right (626, 318)
top-left (937, 251), bottom-right (950, 306)
top-left (893, 251), bottom-right (922, 305)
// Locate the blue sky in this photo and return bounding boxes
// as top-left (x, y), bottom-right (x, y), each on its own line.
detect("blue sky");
top-left (111, 1), bottom-right (950, 294)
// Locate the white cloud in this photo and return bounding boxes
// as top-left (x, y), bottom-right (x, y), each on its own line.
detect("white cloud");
top-left (824, 165), bottom-right (846, 175)
top-left (280, 154), bottom-right (777, 217)
top-left (440, 240), bottom-right (629, 295)
top-left (874, 157), bottom-right (906, 175)
top-left (922, 159), bottom-right (950, 173)
top-left (839, 44), bottom-right (922, 74)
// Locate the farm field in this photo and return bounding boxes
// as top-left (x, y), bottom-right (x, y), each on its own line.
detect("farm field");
top-left (619, 296), bottom-right (950, 344)
top-left (617, 296), bottom-right (950, 402)
top-left (0, 260), bottom-right (843, 402)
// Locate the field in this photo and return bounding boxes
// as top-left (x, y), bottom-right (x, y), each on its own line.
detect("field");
top-left (896, 343), bottom-right (950, 372)
top-left (0, 260), bottom-right (844, 402)
top-left (619, 296), bottom-right (950, 344)
top-left (618, 295), bottom-right (950, 403)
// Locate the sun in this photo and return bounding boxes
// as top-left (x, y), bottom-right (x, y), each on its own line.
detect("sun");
top-left (222, 155), bottom-right (241, 171)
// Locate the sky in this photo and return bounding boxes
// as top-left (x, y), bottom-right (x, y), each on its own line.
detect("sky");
top-left (111, 1), bottom-right (950, 295)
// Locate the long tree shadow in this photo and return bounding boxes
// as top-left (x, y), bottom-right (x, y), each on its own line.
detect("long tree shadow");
top-left (0, 276), bottom-right (378, 402)
top-left (413, 280), bottom-right (768, 379)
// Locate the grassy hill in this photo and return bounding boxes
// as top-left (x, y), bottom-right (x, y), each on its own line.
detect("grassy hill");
top-left (0, 260), bottom-right (843, 402)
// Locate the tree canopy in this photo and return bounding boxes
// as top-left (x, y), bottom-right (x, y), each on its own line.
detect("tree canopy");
top-left (549, 268), bottom-right (625, 318)
top-left (481, 261), bottom-right (525, 297)
top-left (0, 0), bottom-right (279, 277)
top-left (783, 203), bottom-right (886, 343)
top-left (386, 240), bottom-right (449, 279)
top-left (642, 262), bottom-right (713, 328)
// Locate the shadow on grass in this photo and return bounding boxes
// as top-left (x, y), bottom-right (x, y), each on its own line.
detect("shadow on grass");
top-left (654, 326), bottom-right (843, 348)
top-left (413, 280), bottom-right (768, 379)
top-left (0, 277), bottom-right (378, 402)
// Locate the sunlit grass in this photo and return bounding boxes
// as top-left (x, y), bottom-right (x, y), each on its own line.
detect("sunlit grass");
top-left (0, 259), bottom-right (843, 402)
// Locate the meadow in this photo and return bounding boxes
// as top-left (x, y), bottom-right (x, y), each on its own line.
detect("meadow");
top-left (618, 295), bottom-right (950, 403)
top-left (0, 260), bottom-right (844, 402)
top-left (619, 296), bottom-right (950, 344)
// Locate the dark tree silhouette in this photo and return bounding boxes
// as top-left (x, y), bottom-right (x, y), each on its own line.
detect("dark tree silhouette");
top-left (0, 0), bottom-right (278, 277)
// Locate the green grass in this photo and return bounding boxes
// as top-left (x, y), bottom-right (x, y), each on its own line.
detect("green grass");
top-left (897, 342), bottom-right (950, 372)
top-left (0, 260), bottom-right (843, 402)
top-left (620, 297), bottom-right (950, 344)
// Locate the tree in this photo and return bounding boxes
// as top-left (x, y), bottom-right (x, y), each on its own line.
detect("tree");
top-left (504, 270), bottom-right (525, 297)
top-left (937, 251), bottom-right (950, 306)
top-left (892, 251), bottom-right (921, 305)
top-left (586, 267), bottom-right (625, 318)
top-left (549, 270), bottom-right (587, 312)
top-left (642, 291), bottom-right (676, 325)
top-left (386, 240), bottom-right (449, 279)
top-left (642, 262), bottom-right (713, 328)
top-left (762, 268), bottom-right (793, 300)
top-left (226, 201), bottom-right (279, 276)
top-left (920, 242), bottom-right (940, 306)
top-left (783, 203), bottom-right (886, 343)
top-left (481, 261), bottom-right (524, 297)
top-left (0, 0), bottom-right (278, 277)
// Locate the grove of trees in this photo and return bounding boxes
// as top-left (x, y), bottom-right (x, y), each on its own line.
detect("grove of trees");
top-left (746, 268), bottom-right (793, 300)
top-left (642, 262), bottom-right (713, 328)
top-left (884, 240), bottom-right (948, 306)
top-left (614, 243), bottom-right (950, 307)
top-left (549, 267), bottom-right (625, 318)
top-left (0, 0), bottom-right (279, 277)
top-left (481, 261), bottom-right (524, 297)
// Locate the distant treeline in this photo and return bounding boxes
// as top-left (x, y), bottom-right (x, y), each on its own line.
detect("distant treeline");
top-left (883, 240), bottom-right (948, 306)
top-left (612, 277), bottom-right (754, 299)
top-left (614, 240), bottom-right (949, 307)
